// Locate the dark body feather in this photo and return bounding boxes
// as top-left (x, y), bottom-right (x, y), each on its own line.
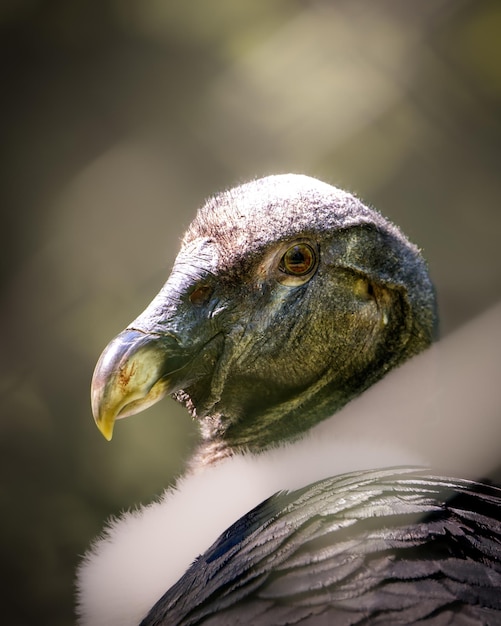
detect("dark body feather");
top-left (85, 176), bottom-right (501, 626)
top-left (141, 468), bottom-right (501, 626)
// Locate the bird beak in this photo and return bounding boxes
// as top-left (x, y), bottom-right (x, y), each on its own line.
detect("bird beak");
top-left (91, 329), bottom-right (190, 441)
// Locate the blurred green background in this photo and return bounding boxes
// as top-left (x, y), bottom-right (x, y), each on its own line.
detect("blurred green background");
top-left (1, 1), bottom-right (500, 624)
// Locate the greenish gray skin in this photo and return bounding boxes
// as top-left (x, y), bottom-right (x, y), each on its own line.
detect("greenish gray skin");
top-left (91, 175), bottom-right (436, 466)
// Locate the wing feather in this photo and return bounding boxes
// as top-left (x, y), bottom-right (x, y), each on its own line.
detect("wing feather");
top-left (140, 468), bottom-right (501, 625)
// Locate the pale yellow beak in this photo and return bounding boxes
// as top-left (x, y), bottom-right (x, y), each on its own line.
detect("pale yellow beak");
top-left (91, 329), bottom-right (182, 440)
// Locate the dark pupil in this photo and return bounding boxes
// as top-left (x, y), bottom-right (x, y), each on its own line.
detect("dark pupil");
top-left (285, 245), bottom-right (312, 274)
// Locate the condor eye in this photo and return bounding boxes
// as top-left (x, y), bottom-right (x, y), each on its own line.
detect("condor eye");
top-left (279, 243), bottom-right (316, 276)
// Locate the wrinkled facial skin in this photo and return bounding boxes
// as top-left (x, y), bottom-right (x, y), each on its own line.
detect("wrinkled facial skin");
top-left (92, 178), bottom-right (434, 455)
top-left (93, 227), bottom-right (408, 451)
top-left (174, 228), bottom-right (408, 450)
top-left (188, 266), bottom-right (377, 418)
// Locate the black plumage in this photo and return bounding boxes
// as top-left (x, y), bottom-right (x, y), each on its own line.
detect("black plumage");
top-left (79, 175), bottom-right (501, 626)
top-left (142, 468), bottom-right (501, 625)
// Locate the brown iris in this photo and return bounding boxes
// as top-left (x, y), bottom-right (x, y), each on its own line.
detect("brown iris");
top-left (280, 243), bottom-right (316, 276)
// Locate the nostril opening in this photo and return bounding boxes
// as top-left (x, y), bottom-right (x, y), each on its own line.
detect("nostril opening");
top-left (189, 284), bottom-right (213, 306)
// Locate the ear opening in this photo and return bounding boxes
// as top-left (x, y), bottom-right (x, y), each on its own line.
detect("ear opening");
top-left (335, 224), bottom-right (437, 353)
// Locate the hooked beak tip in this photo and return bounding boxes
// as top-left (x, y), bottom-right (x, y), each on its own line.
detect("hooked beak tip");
top-left (91, 376), bottom-right (117, 441)
top-left (95, 415), bottom-right (115, 441)
top-left (90, 328), bottom-right (185, 440)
